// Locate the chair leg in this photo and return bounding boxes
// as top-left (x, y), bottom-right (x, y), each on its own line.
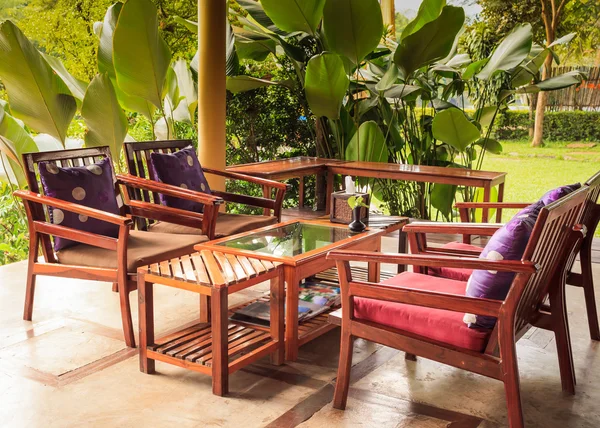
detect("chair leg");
top-left (503, 361), bottom-right (525, 428)
top-left (119, 279), bottom-right (136, 348)
top-left (23, 234), bottom-right (39, 321)
top-left (112, 282), bottom-right (119, 293)
top-left (333, 331), bottom-right (354, 410)
top-left (23, 266), bottom-right (37, 321)
top-left (580, 244), bottom-right (600, 341)
top-left (550, 280), bottom-right (576, 394)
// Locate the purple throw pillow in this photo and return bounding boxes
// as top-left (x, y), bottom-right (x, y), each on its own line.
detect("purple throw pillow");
top-left (540, 183), bottom-right (581, 205)
top-left (38, 158), bottom-right (121, 252)
top-left (464, 201), bottom-right (544, 329)
top-left (149, 146), bottom-right (211, 213)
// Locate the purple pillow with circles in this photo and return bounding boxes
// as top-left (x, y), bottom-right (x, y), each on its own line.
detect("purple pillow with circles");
top-left (464, 201), bottom-right (544, 330)
top-left (38, 158), bottom-right (121, 252)
top-left (540, 183), bottom-right (581, 206)
top-left (149, 146), bottom-right (211, 213)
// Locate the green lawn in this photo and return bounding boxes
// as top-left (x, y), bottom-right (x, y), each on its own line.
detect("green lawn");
top-left (481, 140), bottom-right (600, 235)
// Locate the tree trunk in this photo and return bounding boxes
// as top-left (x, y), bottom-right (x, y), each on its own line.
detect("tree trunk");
top-left (531, 52), bottom-right (554, 147)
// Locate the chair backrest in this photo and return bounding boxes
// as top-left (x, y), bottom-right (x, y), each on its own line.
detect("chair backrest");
top-left (123, 139), bottom-right (192, 206)
top-left (506, 186), bottom-right (588, 335)
top-left (582, 170), bottom-right (600, 235)
top-left (22, 146), bottom-right (122, 261)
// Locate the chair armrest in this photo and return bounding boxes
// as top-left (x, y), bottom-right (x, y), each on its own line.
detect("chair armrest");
top-left (327, 250), bottom-right (538, 273)
top-left (14, 190), bottom-right (132, 226)
top-left (348, 280), bottom-right (502, 317)
top-left (117, 174), bottom-right (224, 206)
top-left (403, 222), bottom-right (503, 236)
top-left (127, 200), bottom-right (204, 221)
top-left (203, 168), bottom-right (290, 191)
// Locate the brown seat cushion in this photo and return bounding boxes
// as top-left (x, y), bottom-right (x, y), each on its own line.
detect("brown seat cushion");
top-left (148, 213), bottom-right (278, 238)
top-left (56, 230), bottom-right (208, 273)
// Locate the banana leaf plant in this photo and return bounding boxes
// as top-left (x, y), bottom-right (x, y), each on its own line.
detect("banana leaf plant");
top-left (227, 0), bottom-right (585, 219)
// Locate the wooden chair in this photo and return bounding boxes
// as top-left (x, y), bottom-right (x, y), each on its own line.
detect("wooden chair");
top-left (15, 147), bottom-right (223, 347)
top-left (122, 140), bottom-right (289, 240)
top-left (327, 186), bottom-right (588, 428)
top-left (418, 171), bottom-right (600, 341)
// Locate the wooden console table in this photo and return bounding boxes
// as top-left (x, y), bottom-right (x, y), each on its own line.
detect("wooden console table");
top-left (326, 161), bottom-right (507, 222)
top-left (137, 251), bottom-right (284, 396)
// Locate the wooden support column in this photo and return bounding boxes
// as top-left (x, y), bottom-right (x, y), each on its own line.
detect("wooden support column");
top-left (381, 0), bottom-right (395, 34)
top-left (198, 0), bottom-right (227, 191)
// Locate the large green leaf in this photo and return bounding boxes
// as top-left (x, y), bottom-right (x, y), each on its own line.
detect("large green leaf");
top-left (345, 121), bottom-right (387, 162)
top-left (0, 103), bottom-right (38, 187)
top-left (173, 16), bottom-right (198, 33)
top-left (474, 137), bottom-right (502, 154)
top-left (226, 22), bottom-right (240, 76)
top-left (401, 0), bottom-right (445, 40)
top-left (477, 24), bottom-right (532, 80)
top-left (236, 0), bottom-right (287, 35)
top-left (43, 54), bottom-right (88, 102)
top-left (81, 74), bottom-right (128, 159)
top-left (113, 0), bottom-right (172, 109)
top-left (322, 0), bottom-right (383, 65)
top-left (171, 59), bottom-right (197, 124)
top-left (432, 108), bottom-right (480, 152)
top-left (431, 182), bottom-right (456, 218)
top-left (226, 76), bottom-right (293, 93)
top-left (260, 0), bottom-right (325, 35)
top-left (97, 2), bottom-right (155, 119)
top-left (393, 6), bottom-right (464, 78)
top-left (304, 53), bottom-right (349, 119)
top-left (235, 38), bottom-right (276, 61)
top-left (0, 21), bottom-right (76, 144)
top-left (517, 70), bottom-right (586, 93)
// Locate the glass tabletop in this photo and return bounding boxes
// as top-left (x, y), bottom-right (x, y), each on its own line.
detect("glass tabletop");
top-left (215, 222), bottom-right (360, 258)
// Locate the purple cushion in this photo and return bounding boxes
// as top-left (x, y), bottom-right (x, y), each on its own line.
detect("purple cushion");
top-left (464, 201), bottom-right (544, 329)
top-left (540, 183), bottom-right (581, 205)
top-left (149, 146), bottom-right (211, 213)
top-left (39, 158), bottom-right (121, 252)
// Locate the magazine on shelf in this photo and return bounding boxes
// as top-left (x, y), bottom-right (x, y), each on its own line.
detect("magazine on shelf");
top-left (230, 280), bottom-right (342, 327)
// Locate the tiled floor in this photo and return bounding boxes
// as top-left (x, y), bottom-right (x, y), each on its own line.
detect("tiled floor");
top-left (1, 234), bottom-right (599, 427)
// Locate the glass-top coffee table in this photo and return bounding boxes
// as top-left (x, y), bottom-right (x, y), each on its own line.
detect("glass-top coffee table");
top-left (197, 218), bottom-right (407, 361)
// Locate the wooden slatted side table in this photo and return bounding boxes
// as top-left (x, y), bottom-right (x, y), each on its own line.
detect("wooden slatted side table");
top-left (137, 250), bottom-right (284, 396)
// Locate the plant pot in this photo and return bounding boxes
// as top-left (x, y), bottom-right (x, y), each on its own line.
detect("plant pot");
top-left (348, 206), bottom-right (366, 233)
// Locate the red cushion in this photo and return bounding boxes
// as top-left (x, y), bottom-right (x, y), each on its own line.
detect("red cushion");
top-left (354, 272), bottom-right (491, 352)
top-left (428, 242), bottom-right (483, 281)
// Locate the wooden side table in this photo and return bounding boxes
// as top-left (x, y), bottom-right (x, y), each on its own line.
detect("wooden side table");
top-left (137, 250), bottom-right (284, 396)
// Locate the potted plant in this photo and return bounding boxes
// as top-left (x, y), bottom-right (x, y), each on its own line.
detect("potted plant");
top-left (347, 196), bottom-right (368, 233)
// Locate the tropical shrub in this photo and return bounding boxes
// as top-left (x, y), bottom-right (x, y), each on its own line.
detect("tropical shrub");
top-left (495, 110), bottom-right (600, 142)
top-left (227, 0), bottom-right (585, 218)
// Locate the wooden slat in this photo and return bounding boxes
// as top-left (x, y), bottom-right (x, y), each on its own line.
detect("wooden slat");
top-left (152, 323), bottom-right (211, 347)
top-left (237, 255), bottom-right (257, 277)
top-left (190, 253), bottom-right (211, 284)
top-left (200, 330), bottom-right (267, 364)
top-left (224, 253), bottom-right (247, 281)
top-left (249, 257), bottom-right (266, 274)
top-left (261, 259), bottom-right (275, 270)
top-left (170, 258), bottom-right (186, 281)
top-left (173, 325), bottom-right (246, 359)
top-left (159, 259), bottom-right (172, 277)
top-left (149, 263), bottom-right (160, 275)
top-left (200, 250), bottom-right (227, 286)
top-left (180, 255), bottom-right (199, 283)
top-left (213, 251), bottom-right (237, 284)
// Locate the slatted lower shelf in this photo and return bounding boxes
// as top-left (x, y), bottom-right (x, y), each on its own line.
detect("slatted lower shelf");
top-left (149, 322), bottom-right (274, 367)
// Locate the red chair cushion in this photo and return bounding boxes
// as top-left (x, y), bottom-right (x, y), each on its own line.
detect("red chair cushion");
top-left (354, 272), bottom-right (491, 352)
top-left (428, 242), bottom-right (483, 281)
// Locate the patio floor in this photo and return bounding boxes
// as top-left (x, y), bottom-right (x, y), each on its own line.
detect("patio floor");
top-left (1, 232), bottom-right (600, 427)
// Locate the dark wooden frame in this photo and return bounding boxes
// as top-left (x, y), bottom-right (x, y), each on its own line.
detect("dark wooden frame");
top-left (327, 186), bottom-right (588, 428)
top-left (123, 140), bottom-right (289, 236)
top-left (446, 171), bottom-right (600, 341)
top-left (16, 147), bottom-right (222, 348)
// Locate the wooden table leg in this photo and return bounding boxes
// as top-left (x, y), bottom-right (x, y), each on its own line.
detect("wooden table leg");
top-left (316, 171), bottom-right (327, 211)
top-left (496, 182), bottom-right (505, 223)
top-left (368, 239), bottom-right (381, 283)
top-left (397, 229), bottom-right (407, 273)
top-left (199, 295), bottom-right (211, 323)
top-left (138, 274), bottom-right (155, 374)
top-left (325, 171), bottom-right (334, 215)
top-left (270, 268), bottom-right (285, 365)
top-left (211, 287), bottom-right (229, 396)
top-left (263, 185), bottom-right (272, 216)
top-left (482, 184), bottom-right (491, 223)
top-left (284, 267), bottom-right (300, 362)
top-left (299, 175), bottom-right (305, 208)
